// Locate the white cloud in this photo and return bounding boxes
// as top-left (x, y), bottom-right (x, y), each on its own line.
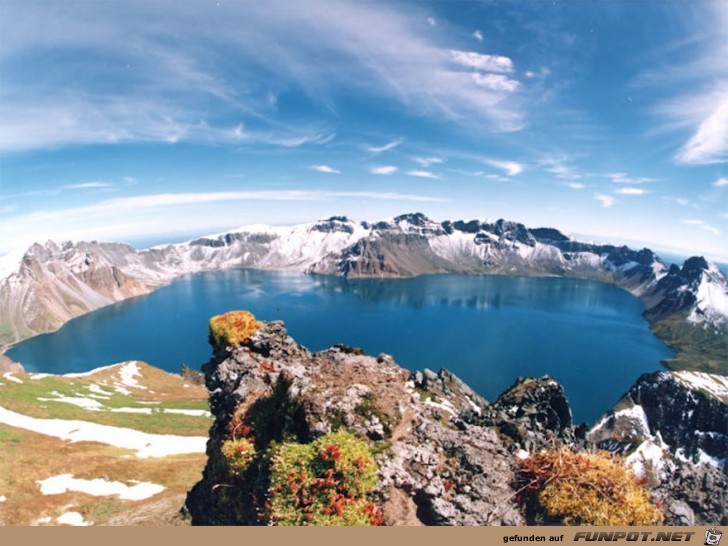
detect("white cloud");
top-left (62, 182), bottom-right (114, 190)
top-left (472, 73), bottom-right (520, 92)
top-left (0, 1), bottom-right (526, 152)
top-left (616, 187), bottom-right (648, 195)
top-left (595, 194), bottom-right (616, 208)
top-left (662, 196), bottom-right (691, 206)
top-left (311, 165), bottom-right (340, 174)
top-left (365, 138), bottom-right (404, 154)
top-left (715, 176), bottom-right (728, 187)
top-left (481, 158), bottom-right (523, 176)
top-left (680, 218), bottom-right (721, 235)
top-left (407, 170), bottom-right (439, 179)
top-left (427, 17), bottom-right (436, 27)
top-left (674, 93), bottom-right (728, 165)
top-left (370, 166), bottom-right (398, 175)
top-left (473, 30), bottom-right (483, 42)
top-left (0, 190), bottom-right (448, 254)
top-left (540, 157), bottom-right (581, 180)
top-left (449, 50), bottom-right (514, 73)
top-left (607, 172), bottom-right (656, 184)
top-left (567, 183), bottom-right (585, 190)
top-left (413, 157), bottom-right (443, 167)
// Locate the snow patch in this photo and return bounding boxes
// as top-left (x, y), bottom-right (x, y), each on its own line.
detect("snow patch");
top-left (30, 373), bottom-right (51, 380)
top-left (37, 392), bottom-right (104, 410)
top-left (672, 371), bottom-right (728, 402)
top-left (0, 406), bottom-right (207, 458)
top-left (109, 407), bottom-right (153, 414)
top-left (116, 361), bottom-right (147, 390)
top-left (424, 398), bottom-right (457, 416)
top-left (37, 474), bottom-right (165, 501)
top-left (63, 363), bottom-right (122, 378)
top-left (3, 373), bottom-right (23, 384)
top-left (87, 383), bottom-right (114, 397)
top-left (0, 495), bottom-right (6, 502)
top-left (163, 408), bottom-right (212, 417)
top-left (56, 511), bottom-right (89, 526)
top-left (626, 440), bottom-right (667, 480)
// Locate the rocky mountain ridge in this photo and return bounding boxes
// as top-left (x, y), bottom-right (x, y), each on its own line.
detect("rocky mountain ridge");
top-left (185, 317), bottom-right (727, 526)
top-left (1, 213), bottom-right (726, 373)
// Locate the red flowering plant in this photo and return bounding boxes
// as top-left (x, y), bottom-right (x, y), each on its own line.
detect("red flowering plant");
top-left (267, 430), bottom-right (383, 525)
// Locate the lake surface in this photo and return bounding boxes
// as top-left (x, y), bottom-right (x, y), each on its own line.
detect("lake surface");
top-left (7, 270), bottom-right (674, 423)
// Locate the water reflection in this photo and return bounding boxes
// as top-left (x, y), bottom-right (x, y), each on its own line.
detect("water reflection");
top-left (7, 269), bottom-right (672, 423)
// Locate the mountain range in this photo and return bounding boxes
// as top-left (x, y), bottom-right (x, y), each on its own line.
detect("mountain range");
top-left (1, 213), bottom-right (726, 374)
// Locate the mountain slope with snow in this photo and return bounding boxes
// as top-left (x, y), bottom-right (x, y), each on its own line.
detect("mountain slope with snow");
top-left (1, 213), bottom-right (726, 373)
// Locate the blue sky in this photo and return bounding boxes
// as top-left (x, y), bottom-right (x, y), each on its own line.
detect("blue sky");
top-left (1, 0), bottom-right (727, 261)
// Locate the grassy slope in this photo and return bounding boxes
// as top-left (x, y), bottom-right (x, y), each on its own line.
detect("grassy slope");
top-left (0, 362), bottom-right (210, 526)
top-left (652, 314), bottom-right (728, 375)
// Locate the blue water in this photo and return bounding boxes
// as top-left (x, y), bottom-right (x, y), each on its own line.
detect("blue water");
top-left (7, 270), bottom-right (674, 423)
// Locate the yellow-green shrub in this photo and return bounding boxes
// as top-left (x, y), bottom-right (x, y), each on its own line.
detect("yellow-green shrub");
top-left (517, 449), bottom-right (663, 526)
top-left (221, 437), bottom-right (256, 475)
top-left (267, 430), bottom-right (382, 526)
top-left (209, 311), bottom-right (261, 348)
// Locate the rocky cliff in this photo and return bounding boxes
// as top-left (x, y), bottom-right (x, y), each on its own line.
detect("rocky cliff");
top-left (1, 213), bottom-right (726, 373)
top-left (589, 371), bottom-right (728, 525)
top-left (185, 315), bottom-right (727, 526)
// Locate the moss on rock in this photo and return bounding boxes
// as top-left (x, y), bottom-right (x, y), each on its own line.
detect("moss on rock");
top-left (209, 311), bottom-right (261, 349)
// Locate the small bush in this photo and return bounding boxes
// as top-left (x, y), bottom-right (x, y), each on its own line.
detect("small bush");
top-left (517, 449), bottom-right (663, 526)
top-left (221, 437), bottom-right (256, 475)
top-left (268, 430), bottom-right (382, 526)
top-left (209, 311), bottom-right (261, 348)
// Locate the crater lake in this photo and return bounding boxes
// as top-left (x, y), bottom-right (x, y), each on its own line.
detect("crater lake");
top-left (6, 269), bottom-right (674, 423)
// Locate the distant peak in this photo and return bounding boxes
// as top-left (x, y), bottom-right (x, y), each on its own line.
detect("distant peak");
top-left (393, 212), bottom-right (432, 226)
top-left (682, 256), bottom-right (710, 274)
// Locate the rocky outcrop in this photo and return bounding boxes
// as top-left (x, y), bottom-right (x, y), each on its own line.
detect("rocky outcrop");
top-left (589, 370), bottom-right (728, 525)
top-left (186, 321), bottom-right (527, 525)
top-left (467, 376), bottom-right (586, 453)
top-left (185, 318), bottom-right (728, 526)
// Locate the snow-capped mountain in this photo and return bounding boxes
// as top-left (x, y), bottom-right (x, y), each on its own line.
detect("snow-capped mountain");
top-left (1, 213), bottom-right (726, 373)
top-left (589, 370), bottom-right (728, 524)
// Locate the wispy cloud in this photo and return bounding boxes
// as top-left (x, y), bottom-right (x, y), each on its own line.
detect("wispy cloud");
top-left (370, 166), bottom-right (398, 175)
top-left (407, 170), bottom-right (439, 179)
top-left (311, 165), bottom-right (340, 174)
top-left (595, 194), bottom-right (616, 208)
top-left (481, 158), bottom-right (523, 176)
top-left (715, 176), bottom-right (728, 187)
top-left (567, 183), bottom-right (585, 190)
top-left (539, 157), bottom-right (581, 180)
top-left (646, 3), bottom-right (728, 165)
top-left (473, 30), bottom-right (483, 42)
top-left (449, 50), bottom-right (514, 73)
top-left (616, 187), bottom-right (649, 195)
top-left (61, 182), bottom-right (114, 190)
top-left (673, 91), bottom-right (728, 165)
top-left (365, 138), bottom-right (404, 154)
top-left (607, 172), bottom-right (656, 185)
top-left (681, 218), bottom-right (721, 235)
top-left (662, 196), bottom-right (691, 206)
top-left (427, 17), bottom-right (436, 27)
top-left (413, 157), bottom-right (443, 167)
top-left (0, 0), bottom-right (529, 151)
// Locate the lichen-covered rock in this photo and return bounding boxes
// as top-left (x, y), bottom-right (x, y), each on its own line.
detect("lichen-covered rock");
top-left (185, 319), bottom-right (525, 525)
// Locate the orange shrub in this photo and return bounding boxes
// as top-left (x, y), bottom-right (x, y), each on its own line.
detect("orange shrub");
top-left (209, 311), bottom-right (261, 348)
top-left (517, 449), bottom-right (663, 526)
